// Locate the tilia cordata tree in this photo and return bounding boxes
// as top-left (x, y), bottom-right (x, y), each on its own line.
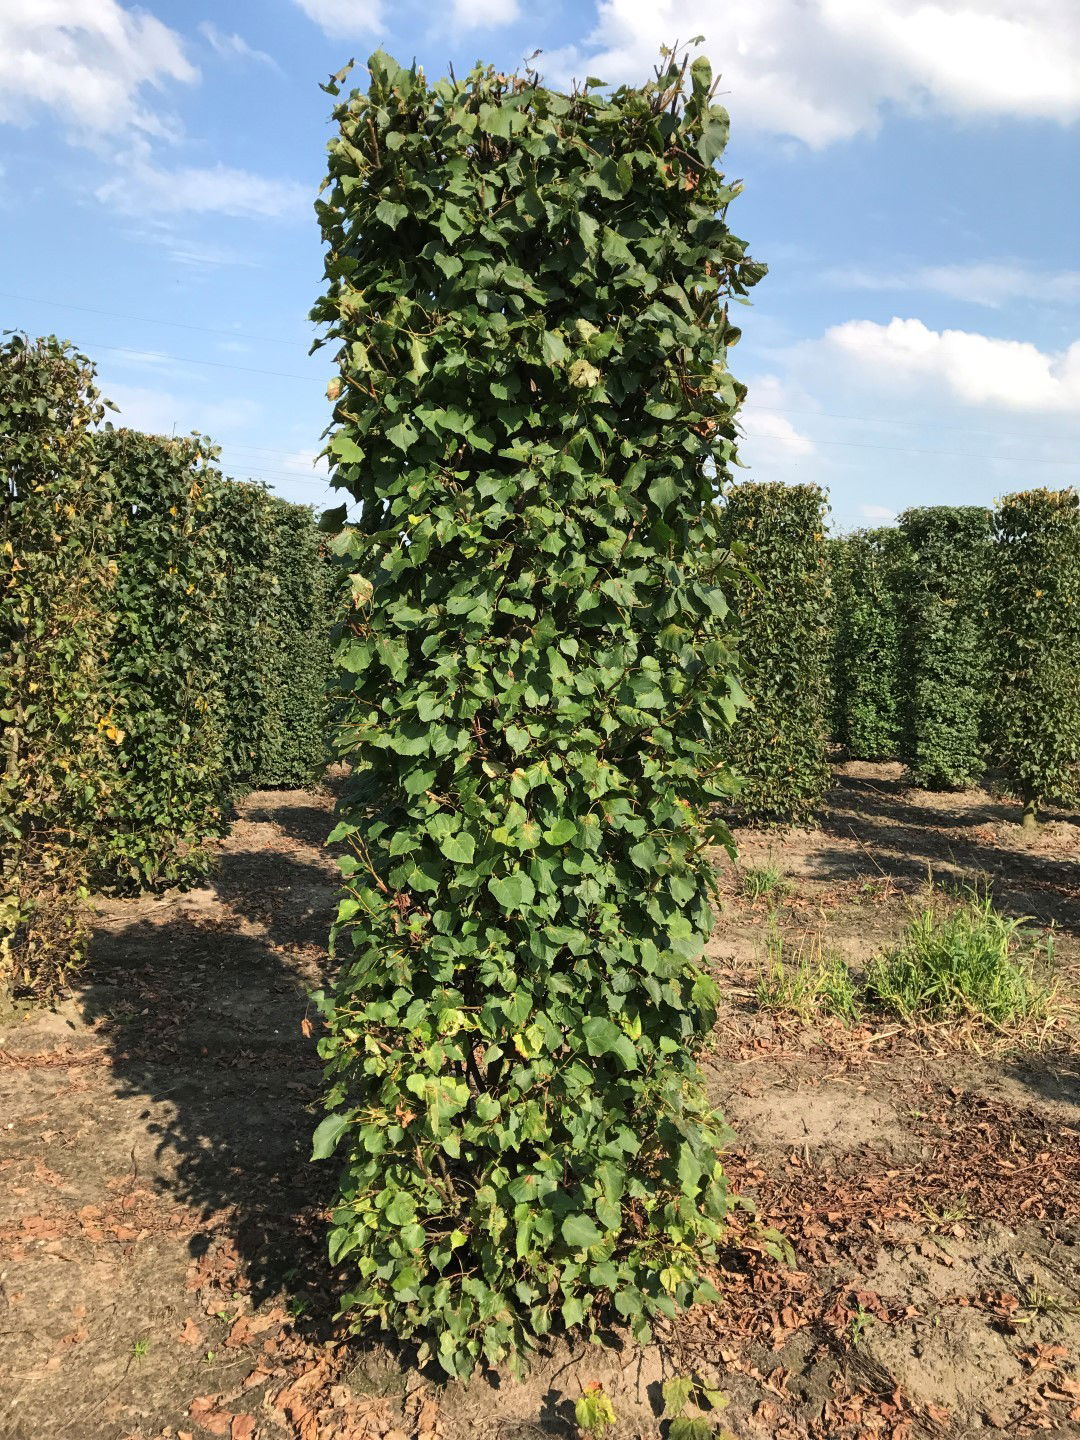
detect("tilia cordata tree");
top-left (991, 489), bottom-right (1080, 827)
top-left (311, 50), bottom-right (766, 1376)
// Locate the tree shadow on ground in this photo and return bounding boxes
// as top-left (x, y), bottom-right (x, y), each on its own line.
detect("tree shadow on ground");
top-left (79, 845), bottom-right (339, 1314)
top-left (241, 793), bottom-right (342, 852)
top-left (797, 772), bottom-right (1080, 933)
top-left (213, 845), bottom-right (339, 951)
top-left (1001, 1053), bottom-right (1080, 1113)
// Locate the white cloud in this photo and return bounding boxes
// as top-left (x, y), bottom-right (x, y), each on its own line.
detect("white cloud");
top-left (817, 317), bottom-right (1080, 412)
top-left (292, 0), bottom-right (384, 36)
top-left (277, 447), bottom-right (332, 478)
top-left (0, 6), bottom-right (302, 230)
top-left (293, 0), bottom-right (518, 36)
top-left (103, 381), bottom-right (262, 438)
top-left (97, 154), bottom-right (309, 220)
top-left (833, 261), bottom-right (1080, 308)
top-left (734, 318), bottom-right (1080, 526)
top-left (556, 0), bottom-right (1080, 146)
top-left (0, 0), bottom-right (195, 138)
top-left (198, 22), bottom-right (280, 72)
top-left (738, 375), bottom-right (817, 476)
top-left (160, 235), bottom-right (264, 269)
top-left (452, 0), bottom-right (521, 25)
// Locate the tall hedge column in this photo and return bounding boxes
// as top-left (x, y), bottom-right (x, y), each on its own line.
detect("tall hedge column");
top-left (718, 481), bottom-right (832, 822)
top-left (1, 337), bottom-right (112, 999)
top-left (898, 506), bottom-right (993, 789)
top-left (991, 489), bottom-right (1080, 826)
top-left (832, 527), bottom-right (907, 761)
top-left (93, 430), bottom-right (231, 890)
top-left (311, 51), bottom-right (763, 1375)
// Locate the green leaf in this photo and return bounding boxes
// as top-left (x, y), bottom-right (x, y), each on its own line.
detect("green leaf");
top-left (561, 1213), bottom-right (602, 1249)
top-left (662, 1377), bottom-right (695, 1418)
top-left (488, 872), bottom-right (535, 910)
top-left (386, 419), bottom-right (418, 451)
top-left (669, 1419), bottom-right (714, 1440)
top-left (386, 1191), bottom-right (417, 1226)
top-left (648, 473), bottom-right (677, 512)
top-left (582, 1017), bottom-right (637, 1070)
top-left (540, 330), bottom-right (567, 365)
top-left (698, 106), bottom-right (730, 166)
top-left (330, 433), bottom-right (364, 464)
top-left (311, 1112), bottom-right (349, 1160)
top-left (440, 831), bottom-right (476, 865)
top-left (375, 198), bottom-right (409, 229)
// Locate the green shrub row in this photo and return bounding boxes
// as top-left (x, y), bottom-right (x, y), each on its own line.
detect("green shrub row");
top-left (311, 48), bottom-right (765, 1379)
top-left (829, 494), bottom-right (1079, 820)
top-left (92, 427), bottom-right (233, 890)
top-left (1, 337), bottom-right (112, 998)
top-left (897, 506), bottom-right (994, 789)
top-left (717, 481), bottom-right (832, 823)
top-left (219, 487), bottom-right (334, 792)
top-left (830, 526), bottom-right (906, 762)
top-left (1, 336), bottom-right (333, 998)
top-left (990, 488), bottom-right (1080, 824)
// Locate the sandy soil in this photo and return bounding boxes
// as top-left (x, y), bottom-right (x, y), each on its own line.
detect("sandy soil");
top-left (0, 765), bottom-right (1077, 1440)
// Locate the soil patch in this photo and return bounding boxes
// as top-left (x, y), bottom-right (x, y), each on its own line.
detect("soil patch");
top-left (1, 765), bottom-right (1077, 1440)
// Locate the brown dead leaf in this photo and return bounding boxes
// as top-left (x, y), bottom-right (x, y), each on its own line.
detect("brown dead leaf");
top-left (226, 1316), bottom-right (253, 1347)
top-left (178, 1318), bottom-right (203, 1345)
top-left (190, 1395), bottom-right (233, 1436)
top-left (20, 1215), bottom-right (63, 1239)
top-left (230, 1417), bottom-right (257, 1440)
top-left (416, 1394), bottom-right (440, 1431)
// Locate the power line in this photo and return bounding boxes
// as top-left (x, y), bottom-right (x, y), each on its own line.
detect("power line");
top-left (749, 429), bottom-right (1080, 466)
top-left (7, 289), bottom-right (1073, 438)
top-left (0, 290), bottom-right (309, 349)
top-left (88, 341), bottom-right (316, 383)
top-left (213, 440), bottom-right (326, 461)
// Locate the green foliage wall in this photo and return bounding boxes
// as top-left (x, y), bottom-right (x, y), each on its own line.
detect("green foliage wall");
top-left (312, 50), bottom-right (762, 1376)
top-left (898, 506), bottom-right (993, 789)
top-left (717, 481), bottom-right (832, 822)
top-left (93, 428), bottom-right (231, 890)
top-left (2, 338), bottom-right (334, 997)
top-left (990, 488), bottom-right (1080, 823)
top-left (218, 488), bottom-right (331, 791)
top-left (1, 336), bottom-right (113, 998)
top-left (831, 527), bottom-right (907, 760)
top-left (218, 481), bottom-right (277, 790)
top-left (258, 504), bottom-right (331, 786)
top-left (87, 435), bottom-right (333, 887)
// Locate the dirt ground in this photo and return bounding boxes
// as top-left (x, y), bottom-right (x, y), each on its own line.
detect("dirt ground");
top-left (1, 763), bottom-right (1077, 1440)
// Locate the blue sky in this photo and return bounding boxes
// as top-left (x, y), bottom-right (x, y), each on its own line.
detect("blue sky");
top-left (2, 1), bottom-right (1078, 529)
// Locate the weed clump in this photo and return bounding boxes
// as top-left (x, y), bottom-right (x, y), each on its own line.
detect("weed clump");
top-left (865, 891), bottom-right (1052, 1025)
top-left (739, 864), bottom-right (787, 901)
top-left (755, 928), bottom-right (861, 1022)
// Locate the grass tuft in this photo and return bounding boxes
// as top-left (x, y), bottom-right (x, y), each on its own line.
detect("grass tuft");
top-left (740, 864), bottom-right (787, 901)
top-left (755, 929), bottom-right (861, 1022)
top-left (864, 890), bottom-right (1053, 1026)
